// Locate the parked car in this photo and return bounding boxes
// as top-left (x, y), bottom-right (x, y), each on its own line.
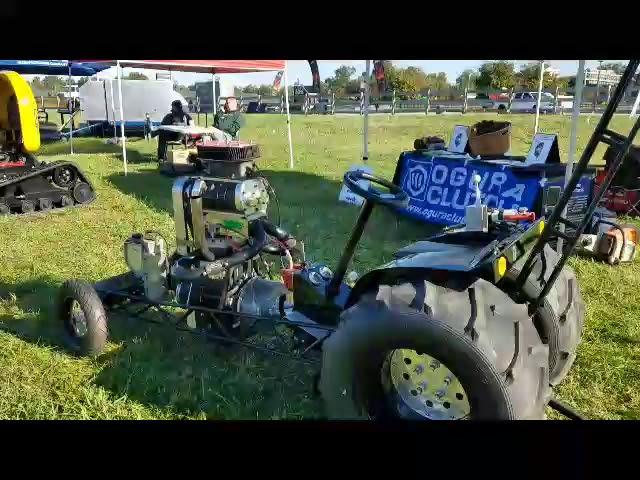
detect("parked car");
top-left (492, 91), bottom-right (556, 113)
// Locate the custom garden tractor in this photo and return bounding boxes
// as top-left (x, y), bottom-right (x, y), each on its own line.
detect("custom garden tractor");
top-left (58, 60), bottom-right (640, 420)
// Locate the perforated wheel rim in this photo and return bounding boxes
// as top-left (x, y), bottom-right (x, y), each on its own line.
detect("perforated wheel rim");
top-left (383, 349), bottom-right (471, 420)
top-left (53, 166), bottom-right (76, 188)
top-left (67, 299), bottom-right (88, 339)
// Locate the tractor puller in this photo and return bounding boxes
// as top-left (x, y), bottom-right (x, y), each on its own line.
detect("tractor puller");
top-left (153, 100), bottom-right (193, 161)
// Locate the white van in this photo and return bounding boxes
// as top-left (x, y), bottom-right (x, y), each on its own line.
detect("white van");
top-left (510, 91), bottom-right (556, 113)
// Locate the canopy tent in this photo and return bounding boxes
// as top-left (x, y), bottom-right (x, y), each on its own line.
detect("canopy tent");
top-left (77, 60), bottom-right (292, 175)
top-left (0, 60), bottom-right (110, 76)
top-left (0, 61), bottom-right (112, 154)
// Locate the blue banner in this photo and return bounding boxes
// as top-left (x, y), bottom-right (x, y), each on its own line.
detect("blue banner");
top-left (396, 153), bottom-right (546, 225)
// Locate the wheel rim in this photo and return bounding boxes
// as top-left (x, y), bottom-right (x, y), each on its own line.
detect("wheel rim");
top-left (382, 349), bottom-right (471, 420)
top-left (66, 299), bottom-right (88, 339)
top-left (54, 167), bottom-right (76, 188)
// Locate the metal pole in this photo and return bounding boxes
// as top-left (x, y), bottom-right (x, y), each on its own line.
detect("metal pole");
top-left (363, 60), bottom-right (370, 162)
top-left (109, 76), bottom-right (117, 142)
top-left (557, 60), bottom-right (585, 254)
top-left (283, 61), bottom-right (294, 169)
top-left (631, 87), bottom-right (640, 117)
top-left (68, 63), bottom-right (74, 155)
top-left (593, 61), bottom-right (602, 113)
top-left (116, 60), bottom-right (128, 176)
top-left (534, 60), bottom-right (544, 134)
top-left (212, 73), bottom-right (217, 121)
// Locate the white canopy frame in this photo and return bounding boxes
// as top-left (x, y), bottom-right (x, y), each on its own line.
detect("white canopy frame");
top-left (557, 60), bottom-right (586, 253)
top-left (105, 60), bottom-right (293, 175)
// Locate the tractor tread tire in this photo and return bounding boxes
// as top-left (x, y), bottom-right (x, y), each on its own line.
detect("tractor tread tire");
top-left (58, 279), bottom-right (108, 357)
top-left (506, 244), bottom-right (585, 386)
top-left (320, 277), bottom-right (550, 420)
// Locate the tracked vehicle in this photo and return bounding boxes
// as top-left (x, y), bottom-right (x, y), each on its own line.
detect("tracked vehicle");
top-left (0, 70), bottom-right (95, 216)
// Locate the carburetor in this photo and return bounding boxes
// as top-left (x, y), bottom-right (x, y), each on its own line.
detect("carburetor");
top-left (123, 231), bottom-right (168, 301)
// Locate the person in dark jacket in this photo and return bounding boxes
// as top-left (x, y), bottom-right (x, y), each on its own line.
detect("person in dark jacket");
top-left (154, 100), bottom-right (193, 161)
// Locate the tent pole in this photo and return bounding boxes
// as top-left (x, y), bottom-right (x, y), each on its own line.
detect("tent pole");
top-left (109, 76), bottom-right (117, 143)
top-left (212, 73), bottom-right (217, 120)
top-left (284, 61), bottom-right (294, 169)
top-left (116, 60), bottom-right (128, 176)
top-left (534, 60), bottom-right (544, 134)
top-left (68, 62), bottom-right (74, 155)
top-left (363, 60), bottom-right (370, 161)
top-left (557, 59), bottom-right (585, 254)
top-left (631, 81), bottom-right (640, 117)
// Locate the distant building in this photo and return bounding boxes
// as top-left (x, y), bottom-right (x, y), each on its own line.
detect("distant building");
top-left (584, 69), bottom-right (621, 86)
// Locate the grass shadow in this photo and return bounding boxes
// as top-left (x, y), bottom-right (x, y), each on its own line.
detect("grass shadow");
top-left (0, 275), bottom-right (320, 419)
top-left (0, 277), bottom-right (65, 349)
top-left (40, 138), bottom-right (157, 165)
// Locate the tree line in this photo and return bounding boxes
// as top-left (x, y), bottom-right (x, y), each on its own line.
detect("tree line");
top-left (28, 61), bottom-right (628, 100)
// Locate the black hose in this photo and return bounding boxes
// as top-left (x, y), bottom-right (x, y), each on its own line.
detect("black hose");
top-left (220, 219), bottom-right (268, 269)
top-left (548, 397), bottom-right (586, 420)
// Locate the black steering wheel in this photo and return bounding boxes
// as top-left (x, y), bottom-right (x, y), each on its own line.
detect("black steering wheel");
top-left (343, 171), bottom-right (409, 209)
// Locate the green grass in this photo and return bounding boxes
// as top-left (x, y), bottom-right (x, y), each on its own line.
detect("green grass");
top-left (0, 113), bottom-right (638, 419)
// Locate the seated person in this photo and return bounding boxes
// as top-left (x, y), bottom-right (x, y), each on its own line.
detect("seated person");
top-left (214, 97), bottom-right (244, 140)
top-left (154, 100), bottom-right (193, 161)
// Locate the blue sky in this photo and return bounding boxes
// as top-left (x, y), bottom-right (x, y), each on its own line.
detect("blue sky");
top-left (95, 60), bottom-right (612, 87)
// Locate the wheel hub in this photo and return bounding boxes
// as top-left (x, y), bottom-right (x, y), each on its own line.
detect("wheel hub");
top-left (70, 300), bottom-right (88, 337)
top-left (383, 349), bottom-right (471, 420)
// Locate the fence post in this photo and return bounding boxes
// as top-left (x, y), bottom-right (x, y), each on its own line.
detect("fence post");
top-left (360, 94), bottom-right (364, 115)
top-left (507, 88), bottom-right (513, 113)
top-left (426, 89), bottom-right (431, 114)
top-left (281, 95), bottom-right (284, 114)
top-left (392, 90), bottom-right (396, 115)
top-left (331, 92), bottom-right (335, 115)
top-left (462, 86), bottom-right (468, 114)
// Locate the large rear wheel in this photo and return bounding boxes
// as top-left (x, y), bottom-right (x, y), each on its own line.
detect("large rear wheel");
top-left (505, 244), bottom-right (585, 386)
top-left (320, 279), bottom-right (550, 420)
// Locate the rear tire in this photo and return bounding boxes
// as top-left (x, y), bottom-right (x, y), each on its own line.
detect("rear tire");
top-left (505, 244), bottom-right (585, 386)
top-left (320, 278), bottom-right (550, 420)
top-left (58, 279), bottom-right (108, 357)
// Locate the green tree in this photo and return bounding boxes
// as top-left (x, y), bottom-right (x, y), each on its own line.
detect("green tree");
top-left (77, 76), bottom-right (90, 87)
top-left (242, 84), bottom-right (259, 94)
top-left (515, 62), bottom-right (556, 90)
top-left (325, 64), bottom-right (357, 95)
top-left (126, 72), bottom-right (149, 80)
top-left (41, 75), bottom-right (67, 94)
top-left (476, 61), bottom-right (516, 90)
top-left (456, 69), bottom-right (478, 90)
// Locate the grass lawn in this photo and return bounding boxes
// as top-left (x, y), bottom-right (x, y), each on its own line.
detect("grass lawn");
top-left (0, 112), bottom-right (638, 419)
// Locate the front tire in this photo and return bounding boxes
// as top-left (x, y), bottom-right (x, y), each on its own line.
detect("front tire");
top-left (58, 279), bottom-right (108, 357)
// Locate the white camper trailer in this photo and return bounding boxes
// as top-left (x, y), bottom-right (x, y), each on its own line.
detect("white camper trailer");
top-left (79, 78), bottom-right (188, 135)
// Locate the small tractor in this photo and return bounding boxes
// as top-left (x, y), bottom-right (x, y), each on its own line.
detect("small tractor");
top-left (58, 60), bottom-right (640, 420)
top-left (0, 71), bottom-right (96, 216)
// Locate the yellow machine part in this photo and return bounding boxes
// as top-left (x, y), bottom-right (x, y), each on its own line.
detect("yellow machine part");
top-left (0, 70), bottom-right (41, 153)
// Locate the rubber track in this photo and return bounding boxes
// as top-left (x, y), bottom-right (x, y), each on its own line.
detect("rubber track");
top-left (0, 160), bottom-right (96, 217)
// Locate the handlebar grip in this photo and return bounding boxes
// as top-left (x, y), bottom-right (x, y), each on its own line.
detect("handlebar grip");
top-left (503, 212), bottom-right (536, 222)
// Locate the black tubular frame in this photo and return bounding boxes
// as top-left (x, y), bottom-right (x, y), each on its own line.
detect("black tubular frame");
top-left (515, 60), bottom-right (640, 308)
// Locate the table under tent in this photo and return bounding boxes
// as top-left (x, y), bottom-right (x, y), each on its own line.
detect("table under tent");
top-left (75, 60), bottom-right (294, 175)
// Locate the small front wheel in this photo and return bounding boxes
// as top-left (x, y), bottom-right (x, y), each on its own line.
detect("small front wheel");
top-left (58, 279), bottom-right (108, 356)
